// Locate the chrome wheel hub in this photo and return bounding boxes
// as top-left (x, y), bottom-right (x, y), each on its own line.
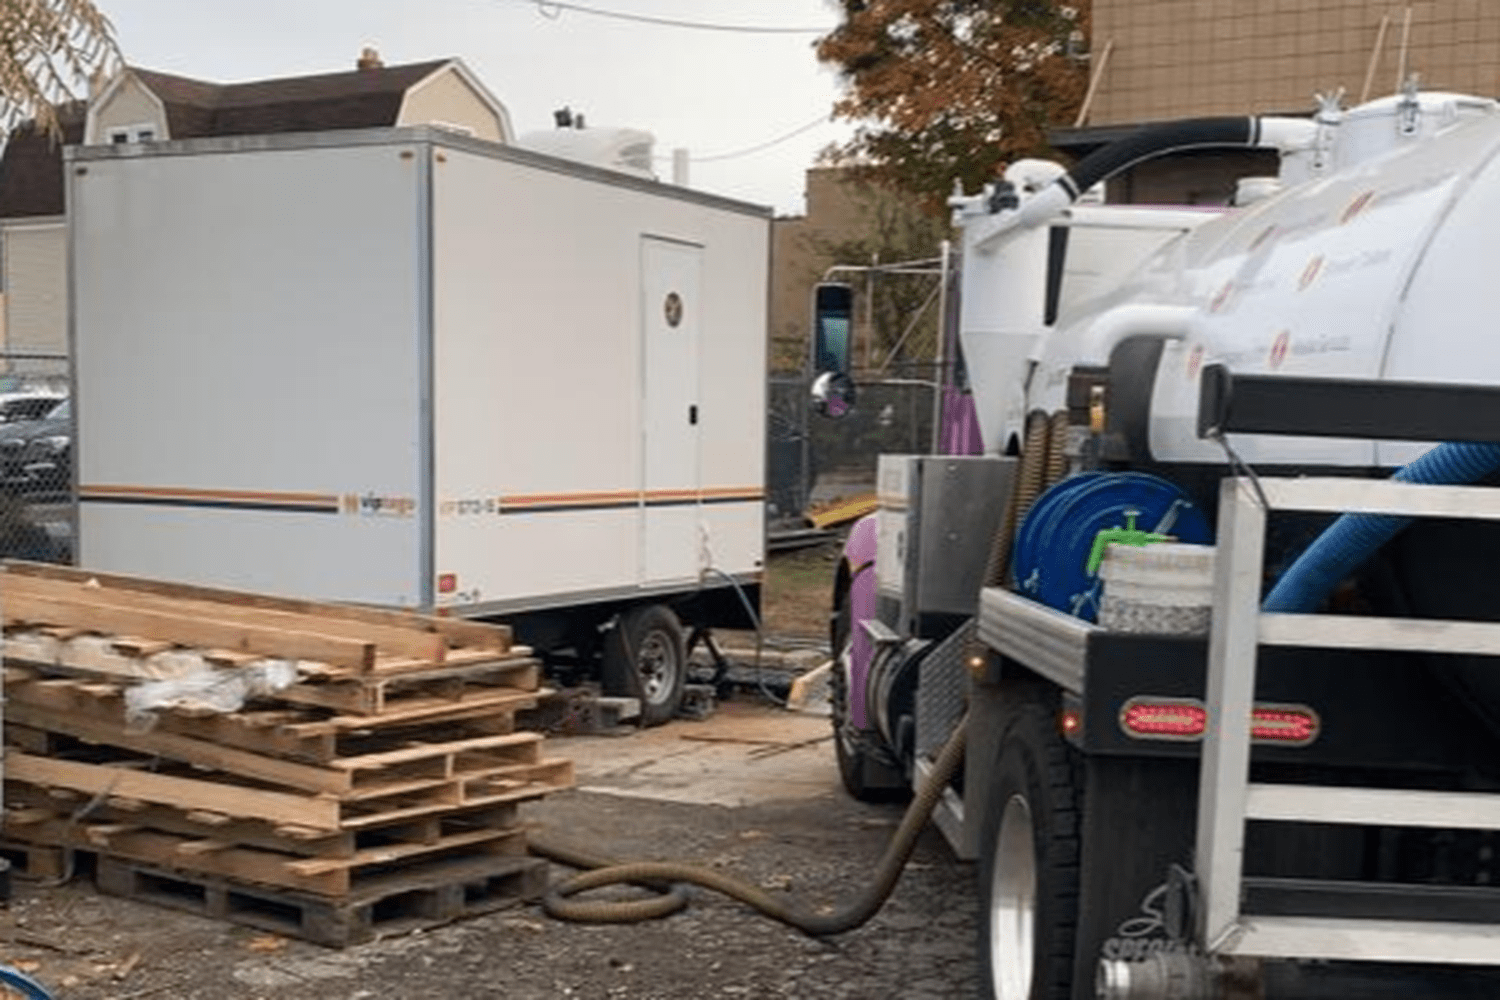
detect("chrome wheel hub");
top-left (990, 794), bottom-right (1037, 1000)
top-left (637, 630), bottom-right (675, 704)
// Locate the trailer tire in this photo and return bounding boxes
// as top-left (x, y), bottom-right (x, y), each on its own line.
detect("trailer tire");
top-left (979, 685), bottom-right (1081, 1000)
top-left (830, 592), bottom-right (906, 802)
top-left (602, 604), bottom-right (686, 728)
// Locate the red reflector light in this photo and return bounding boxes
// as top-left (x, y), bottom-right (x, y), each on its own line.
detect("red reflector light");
top-left (1250, 706), bottom-right (1320, 745)
top-left (1122, 701), bottom-right (1206, 739)
top-left (1120, 698), bottom-right (1320, 746)
top-left (1059, 707), bottom-right (1083, 737)
top-left (437, 573), bottom-right (458, 594)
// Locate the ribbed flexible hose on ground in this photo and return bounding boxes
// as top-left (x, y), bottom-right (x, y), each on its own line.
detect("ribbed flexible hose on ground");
top-left (531, 711), bottom-right (968, 935)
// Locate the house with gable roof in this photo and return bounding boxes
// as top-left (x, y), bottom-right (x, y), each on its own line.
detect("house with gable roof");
top-left (0, 50), bottom-right (511, 371)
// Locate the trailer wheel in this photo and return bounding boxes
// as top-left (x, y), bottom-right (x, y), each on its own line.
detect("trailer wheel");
top-left (979, 686), bottom-right (1081, 1000)
top-left (830, 592), bottom-right (905, 802)
top-left (602, 604), bottom-right (686, 727)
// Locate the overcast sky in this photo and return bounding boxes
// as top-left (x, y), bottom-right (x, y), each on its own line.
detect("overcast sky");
top-left (97, 0), bottom-right (854, 216)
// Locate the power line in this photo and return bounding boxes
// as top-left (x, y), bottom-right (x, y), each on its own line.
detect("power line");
top-left (521, 0), bottom-right (829, 34)
top-left (681, 115), bottom-right (835, 163)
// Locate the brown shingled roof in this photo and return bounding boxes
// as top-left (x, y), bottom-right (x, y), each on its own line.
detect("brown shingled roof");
top-left (0, 103), bottom-right (86, 218)
top-left (131, 60), bottom-right (450, 139)
top-left (0, 59), bottom-right (453, 220)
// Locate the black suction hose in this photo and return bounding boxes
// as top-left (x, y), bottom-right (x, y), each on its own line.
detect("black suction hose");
top-left (530, 710), bottom-right (968, 935)
top-left (1061, 117), bottom-right (1257, 198)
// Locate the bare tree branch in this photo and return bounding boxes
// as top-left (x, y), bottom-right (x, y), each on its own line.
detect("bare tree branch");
top-left (0, 0), bottom-right (121, 137)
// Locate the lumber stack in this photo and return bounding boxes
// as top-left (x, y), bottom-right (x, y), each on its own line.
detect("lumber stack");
top-left (0, 561), bottom-right (571, 946)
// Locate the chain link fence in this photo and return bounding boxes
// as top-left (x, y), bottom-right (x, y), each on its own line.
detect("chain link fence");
top-left (0, 352), bottom-right (72, 564)
top-left (0, 349), bottom-right (934, 560)
top-left (769, 361), bottom-right (938, 528)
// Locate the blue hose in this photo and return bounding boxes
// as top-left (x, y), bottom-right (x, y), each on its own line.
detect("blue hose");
top-left (1263, 442), bottom-right (1500, 613)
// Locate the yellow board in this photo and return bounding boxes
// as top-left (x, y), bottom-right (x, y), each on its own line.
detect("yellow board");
top-left (805, 493), bottom-right (878, 530)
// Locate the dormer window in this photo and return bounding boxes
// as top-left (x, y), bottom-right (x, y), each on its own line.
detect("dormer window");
top-left (109, 124), bottom-right (157, 144)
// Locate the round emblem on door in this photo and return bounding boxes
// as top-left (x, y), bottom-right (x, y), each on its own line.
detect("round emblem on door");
top-left (664, 291), bottom-right (683, 328)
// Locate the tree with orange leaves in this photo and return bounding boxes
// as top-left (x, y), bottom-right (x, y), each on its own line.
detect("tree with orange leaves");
top-left (817, 0), bottom-right (1091, 209)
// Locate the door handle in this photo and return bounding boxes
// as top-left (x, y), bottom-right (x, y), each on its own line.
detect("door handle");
top-left (689, 405), bottom-right (699, 425)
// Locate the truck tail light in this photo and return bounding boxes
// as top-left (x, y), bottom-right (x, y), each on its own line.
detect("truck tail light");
top-left (1119, 697), bottom-right (1320, 747)
top-left (1121, 700), bottom-right (1205, 740)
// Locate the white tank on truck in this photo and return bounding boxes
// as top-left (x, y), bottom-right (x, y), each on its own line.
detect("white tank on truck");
top-left (813, 85), bottom-right (1500, 1000)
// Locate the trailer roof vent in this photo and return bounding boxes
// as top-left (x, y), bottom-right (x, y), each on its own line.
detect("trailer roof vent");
top-left (517, 126), bottom-right (658, 181)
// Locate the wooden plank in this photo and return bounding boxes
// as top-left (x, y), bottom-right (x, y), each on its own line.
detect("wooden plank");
top-left (177, 839), bottom-right (234, 857)
top-left (4, 560), bottom-right (512, 650)
top-left (3, 591), bottom-right (377, 670)
top-left (5, 573), bottom-right (450, 664)
top-left (5, 668), bottom-right (342, 762)
top-left (4, 700), bottom-right (354, 796)
top-left (278, 659), bottom-right (542, 715)
top-left (343, 757), bottom-right (573, 807)
top-left (284, 827), bottom-right (524, 877)
top-left (4, 784), bottom-right (355, 859)
top-left (285, 692), bottom-right (534, 734)
top-left (41, 818), bottom-right (527, 896)
top-left (5, 667), bottom-right (533, 765)
top-left (4, 750), bottom-right (342, 830)
top-left (94, 852), bottom-right (547, 947)
top-left (371, 646), bottom-right (535, 676)
top-left (331, 732), bottom-right (541, 774)
top-left (112, 637), bottom-right (176, 657)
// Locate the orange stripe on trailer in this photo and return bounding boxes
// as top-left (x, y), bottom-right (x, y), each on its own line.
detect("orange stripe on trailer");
top-left (81, 485), bottom-right (340, 506)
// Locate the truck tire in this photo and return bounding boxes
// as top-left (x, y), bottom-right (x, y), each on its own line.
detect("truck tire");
top-left (602, 604), bottom-right (686, 727)
top-left (979, 686), bottom-right (1082, 1000)
top-left (830, 593), bottom-right (906, 802)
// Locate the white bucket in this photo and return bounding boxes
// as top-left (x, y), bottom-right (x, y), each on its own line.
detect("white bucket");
top-left (1097, 542), bottom-right (1216, 635)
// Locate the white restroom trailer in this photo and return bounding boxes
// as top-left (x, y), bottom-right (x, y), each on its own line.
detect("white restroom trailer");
top-left (67, 127), bottom-right (770, 722)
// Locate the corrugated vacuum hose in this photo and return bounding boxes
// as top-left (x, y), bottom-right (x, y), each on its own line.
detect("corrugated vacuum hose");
top-left (530, 711), bottom-right (968, 935)
top-left (984, 410), bottom-right (1068, 588)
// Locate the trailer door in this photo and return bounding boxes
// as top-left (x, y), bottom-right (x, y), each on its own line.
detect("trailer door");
top-left (640, 237), bottom-right (702, 585)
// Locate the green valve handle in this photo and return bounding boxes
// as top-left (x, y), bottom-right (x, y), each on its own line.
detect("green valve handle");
top-left (1085, 509), bottom-right (1172, 576)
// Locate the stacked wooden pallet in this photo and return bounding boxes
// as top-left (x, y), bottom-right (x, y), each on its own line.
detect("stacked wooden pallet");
top-left (0, 562), bottom-right (572, 946)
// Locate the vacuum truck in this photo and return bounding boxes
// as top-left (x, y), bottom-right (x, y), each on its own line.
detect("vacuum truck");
top-left (817, 84), bottom-right (1500, 999)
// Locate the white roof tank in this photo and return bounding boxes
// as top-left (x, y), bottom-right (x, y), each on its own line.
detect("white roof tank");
top-left (1024, 92), bottom-right (1500, 471)
top-left (517, 126), bottom-right (657, 180)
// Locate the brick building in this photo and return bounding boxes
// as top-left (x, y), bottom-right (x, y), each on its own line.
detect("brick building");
top-left (1057, 1), bottom-right (1500, 204)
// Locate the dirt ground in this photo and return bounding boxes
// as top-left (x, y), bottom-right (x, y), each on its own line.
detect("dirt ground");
top-left (0, 548), bottom-right (984, 1000)
top-left (757, 543), bottom-right (843, 640)
top-left (0, 700), bottom-right (979, 999)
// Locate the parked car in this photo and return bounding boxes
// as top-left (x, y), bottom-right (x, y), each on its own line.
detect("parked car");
top-left (0, 391), bottom-right (65, 424)
top-left (0, 398), bottom-right (70, 495)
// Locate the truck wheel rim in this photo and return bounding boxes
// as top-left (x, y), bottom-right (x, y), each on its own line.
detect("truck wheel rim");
top-left (637, 630), bottom-right (676, 705)
top-left (990, 793), bottom-right (1036, 1000)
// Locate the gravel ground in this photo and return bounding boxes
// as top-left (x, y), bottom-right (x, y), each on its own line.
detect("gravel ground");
top-left (0, 723), bottom-right (981, 999)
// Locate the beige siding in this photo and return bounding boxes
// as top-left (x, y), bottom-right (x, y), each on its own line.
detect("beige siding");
top-left (1090, 0), bottom-right (1500, 125)
top-left (90, 73), bottom-right (168, 143)
top-left (397, 67), bottom-right (504, 142)
top-left (3, 222), bottom-right (68, 356)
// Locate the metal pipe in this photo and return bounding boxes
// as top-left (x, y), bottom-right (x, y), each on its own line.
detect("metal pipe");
top-left (1395, 6), bottom-right (1413, 92)
top-left (929, 239), bottom-right (951, 454)
top-left (877, 280), bottom-right (942, 374)
top-left (1074, 37), bottom-right (1114, 128)
top-left (1360, 15), bottom-right (1390, 104)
